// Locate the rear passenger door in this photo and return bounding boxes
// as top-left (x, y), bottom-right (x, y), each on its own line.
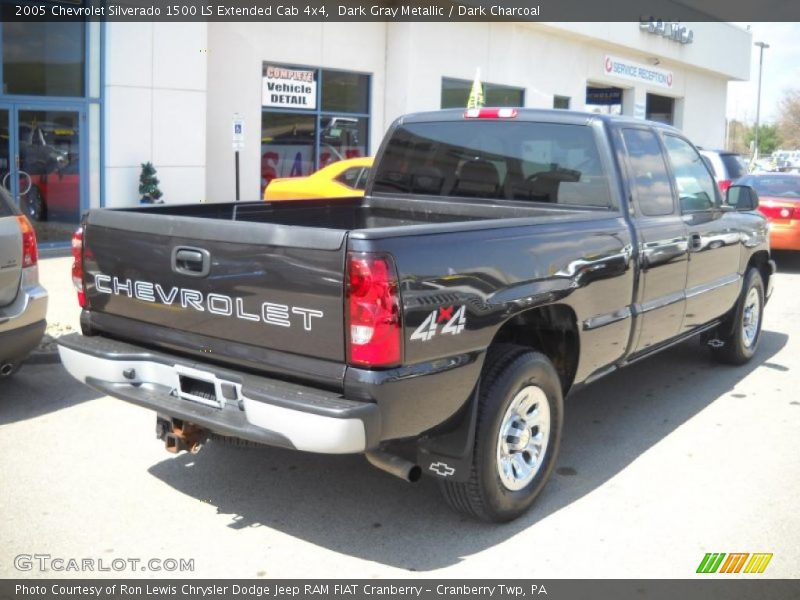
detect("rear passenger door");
top-left (662, 134), bottom-right (741, 330)
top-left (619, 127), bottom-right (689, 354)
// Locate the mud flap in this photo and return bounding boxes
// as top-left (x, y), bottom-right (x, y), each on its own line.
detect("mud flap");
top-left (416, 386), bottom-right (479, 482)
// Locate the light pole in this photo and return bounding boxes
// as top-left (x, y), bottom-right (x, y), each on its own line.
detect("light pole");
top-left (753, 41), bottom-right (770, 165)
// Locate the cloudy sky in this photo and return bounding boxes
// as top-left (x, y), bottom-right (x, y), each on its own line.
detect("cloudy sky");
top-left (726, 23), bottom-right (800, 123)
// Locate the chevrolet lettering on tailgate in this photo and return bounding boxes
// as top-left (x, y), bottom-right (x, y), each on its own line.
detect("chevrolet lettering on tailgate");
top-left (94, 273), bottom-right (324, 330)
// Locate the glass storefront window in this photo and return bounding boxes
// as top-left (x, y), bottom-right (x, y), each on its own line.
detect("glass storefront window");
top-left (646, 93), bottom-right (675, 125)
top-left (18, 109), bottom-right (82, 243)
top-left (261, 112), bottom-right (316, 190)
top-left (321, 70), bottom-right (369, 113)
top-left (441, 78), bottom-right (524, 109)
top-left (2, 19), bottom-right (86, 97)
top-left (553, 95), bottom-right (571, 109)
top-left (261, 64), bottom-right (371, 195)
top-left (1, 8), bottom-right (100, 246)
top-left (319, 116), bottom-right (367, 167)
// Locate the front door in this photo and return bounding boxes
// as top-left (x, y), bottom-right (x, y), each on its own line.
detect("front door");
top-left (0, 104), bottom-right (83, 245)
top-left (661, 133), bottom-right (742, 330)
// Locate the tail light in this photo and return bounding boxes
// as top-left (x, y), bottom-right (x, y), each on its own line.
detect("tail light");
top-left (16, 215), bottom-right (38, 268)
top-left (464, 107), bottom-right (518, 119)
top-left (718, 179), bottom-right (732, 194)
top-left (346, 252), bottom-right (401, 367)
top-left (793, 205), bottom-right (800, 220)
top-left (71, 227), bottom-right (86, 308)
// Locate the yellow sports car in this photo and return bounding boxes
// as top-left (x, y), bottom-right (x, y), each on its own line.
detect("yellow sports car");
top-left (263, 157), bottom-right (373, 201)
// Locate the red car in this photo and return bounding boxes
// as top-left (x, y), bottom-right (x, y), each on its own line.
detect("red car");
top-left (738, 173), bottom-right (800, 250)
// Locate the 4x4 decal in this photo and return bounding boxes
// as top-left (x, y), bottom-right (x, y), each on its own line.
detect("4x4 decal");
top-left (410, 305), bottom-right (466, 342)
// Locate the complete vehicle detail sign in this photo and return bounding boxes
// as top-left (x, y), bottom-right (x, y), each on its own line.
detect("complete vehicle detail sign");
top-left (262, 63), bottom-right (317, 109)
top-left (603, 55), bottom-right (673, 89)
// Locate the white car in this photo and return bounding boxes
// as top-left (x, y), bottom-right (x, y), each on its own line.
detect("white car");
top-left (699, 149), bottom-right (748, 193)
top-left (0, 188), bottom-right (48, 378)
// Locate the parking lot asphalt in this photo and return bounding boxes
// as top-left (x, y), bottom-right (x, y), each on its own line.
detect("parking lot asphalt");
top-left (1, 254), bottom-right (798, 579)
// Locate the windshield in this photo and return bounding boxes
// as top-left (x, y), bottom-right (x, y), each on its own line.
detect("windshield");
top-left (749, 176), bottom-right (800, 198)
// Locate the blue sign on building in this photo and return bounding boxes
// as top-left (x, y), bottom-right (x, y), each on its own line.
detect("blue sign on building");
top-left (586, 87), bottom-right (623, 105)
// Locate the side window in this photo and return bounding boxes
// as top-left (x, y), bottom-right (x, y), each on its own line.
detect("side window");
top-left (336, 167), bottom-right (362, 189)
top-left (354, 168), bottom-right (369, 191)
top-left (664, 135), bottom-right (718, 213)
top-left (620, 128), bottom-right (674, 217)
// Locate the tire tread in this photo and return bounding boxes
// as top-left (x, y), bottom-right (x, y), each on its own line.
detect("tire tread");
top-left (439, 344), bottom-right (534, 521)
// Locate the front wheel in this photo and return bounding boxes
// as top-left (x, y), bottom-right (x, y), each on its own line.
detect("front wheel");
top-left (439, 345), bottom-right (563, 523)
top-left (711, 267), bottom-right (765, 365)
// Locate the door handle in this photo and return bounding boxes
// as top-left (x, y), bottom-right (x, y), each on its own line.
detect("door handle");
top-left (689, 232), bottom-right (703, 252)
top-left (172, 247), bottom-right (210, 277)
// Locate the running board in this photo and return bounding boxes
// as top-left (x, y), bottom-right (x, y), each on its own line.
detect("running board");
top-left (622, 320), bottom-right (721, 366)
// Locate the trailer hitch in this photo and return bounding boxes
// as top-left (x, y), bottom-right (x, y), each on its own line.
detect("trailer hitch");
top-left (157, 416), bottom-right (207, 454)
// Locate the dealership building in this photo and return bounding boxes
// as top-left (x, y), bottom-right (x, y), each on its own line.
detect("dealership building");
top-left (0, 18), bottom-right (751, 246)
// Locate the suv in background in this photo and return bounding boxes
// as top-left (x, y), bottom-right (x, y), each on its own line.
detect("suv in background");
top-left (0, 188), bottom-right (47, 378)
top-left (699, 149), bottom-right (748, 193)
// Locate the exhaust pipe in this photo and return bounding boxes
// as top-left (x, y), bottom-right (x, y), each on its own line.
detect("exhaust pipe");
top-left (0, 363), bottom-right (15, 377)
top-left (366, 450), bottom-right (422, 483)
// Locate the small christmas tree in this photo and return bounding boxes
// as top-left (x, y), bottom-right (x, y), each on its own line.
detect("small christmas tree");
top-left (138, 162), bottom-right (163, 203)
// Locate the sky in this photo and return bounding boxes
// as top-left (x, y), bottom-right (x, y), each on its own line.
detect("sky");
top-left (726, 23), bottom-right (800, 124)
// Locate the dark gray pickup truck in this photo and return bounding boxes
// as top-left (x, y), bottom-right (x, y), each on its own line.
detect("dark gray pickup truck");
top-left (59, 108), bottom-right (773, 522)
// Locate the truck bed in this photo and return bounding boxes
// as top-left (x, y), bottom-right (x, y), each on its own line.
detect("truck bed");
top-left (119, 195), bottom-right (594, 233)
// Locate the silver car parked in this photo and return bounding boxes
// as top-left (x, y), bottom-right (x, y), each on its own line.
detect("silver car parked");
top-left (0, 188), bottom-right (47, 378)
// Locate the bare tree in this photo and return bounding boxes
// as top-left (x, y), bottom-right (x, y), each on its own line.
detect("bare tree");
top-left (777, 89), bottom-right (800, 148)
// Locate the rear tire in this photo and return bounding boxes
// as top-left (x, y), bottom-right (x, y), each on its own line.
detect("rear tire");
top-left (711, 267), bottom-right (764, 365)
top-left (439, 344), bottom-right (563, 523)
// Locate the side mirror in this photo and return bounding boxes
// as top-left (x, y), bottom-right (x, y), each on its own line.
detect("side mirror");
top-left (726, 185), bottom-right (759, 211)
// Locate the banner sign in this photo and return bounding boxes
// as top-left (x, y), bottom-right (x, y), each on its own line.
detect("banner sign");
top-left (603, 55), bottom-right (673, 89)
top-left (261, 145), bottom-right (363, 186)
top-left (262, 64), bottom-right (317, 109)
top-left (586, 87), bottom-right (623, 105)
top-left (5, 579), bottom-right (799, 600)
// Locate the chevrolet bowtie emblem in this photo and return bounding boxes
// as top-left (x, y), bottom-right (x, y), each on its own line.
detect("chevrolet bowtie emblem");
top-left (429, 462), bottom-right (455, 477)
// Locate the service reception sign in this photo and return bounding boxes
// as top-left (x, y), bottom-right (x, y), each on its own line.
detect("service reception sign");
top-left (603, 55), bottom-right (674, 89)
top-left (262, 64), bottom-right (317, 109)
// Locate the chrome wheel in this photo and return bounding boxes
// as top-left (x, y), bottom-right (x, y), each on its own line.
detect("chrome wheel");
top-left (742, 287), bottom-right (761, 349)
top-left (496, 385), bottom-right (551, 491)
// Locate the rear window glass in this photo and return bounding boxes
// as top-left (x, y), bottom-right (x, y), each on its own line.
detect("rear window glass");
top-left (372, 121), bottom-right (614, 208)
top-left (0, 187), bottom-right (17, 217)
top-left (749, 176), bottom-right (800, 198)
top-left (721, 154), bottom-right (747, 179)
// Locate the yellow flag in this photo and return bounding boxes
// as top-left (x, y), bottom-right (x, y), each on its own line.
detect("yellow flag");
top-left (466, 68), bottom-right (484, 109)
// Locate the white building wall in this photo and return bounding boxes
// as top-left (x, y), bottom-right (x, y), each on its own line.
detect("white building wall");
top-left (383, 22), bottom-right (747, 147)
top-left (101, 21), bottom-right (748, 207)
top-left (205, 22), bottom-right (386, 202)
top-left (542, 22), bottom-right (751, 81)
top-left (679, 73), bottom-right (728, 149)
top-left (103, 22), bottom-right (207, 208)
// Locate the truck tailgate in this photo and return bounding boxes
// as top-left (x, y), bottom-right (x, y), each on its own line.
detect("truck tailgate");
top-left (82, 210), bottom-right (346, 363)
